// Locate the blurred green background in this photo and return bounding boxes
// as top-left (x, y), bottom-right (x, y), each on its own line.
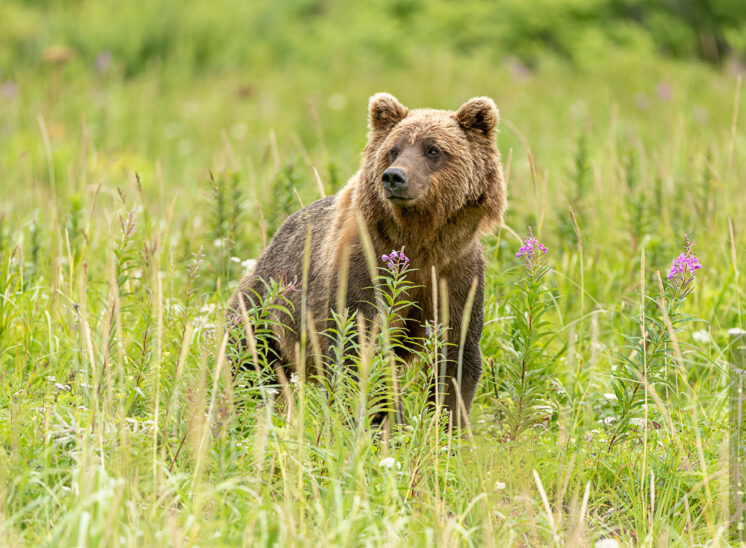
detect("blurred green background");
top-left (2, 0), bottom-right (744, 248)
top-left (4, 0), bottom-right (746, 72)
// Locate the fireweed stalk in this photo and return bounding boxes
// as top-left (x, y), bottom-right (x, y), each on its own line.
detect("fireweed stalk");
top-left (375, 248), bottom-right (417, 423)
top-left (376, 248), bottom-right (417, 354)
top-left (495, 228), bottom-right (555, 441)
top-left (320, 249), bottom-right (418, 428)
top-left (606, 236), bottom-right (703, 450)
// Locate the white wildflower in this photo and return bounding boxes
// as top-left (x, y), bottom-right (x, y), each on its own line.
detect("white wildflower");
top-left (379, 457), bottom-right (400, 469)
top-left (494, 482), bottom-right (506, 490)
top-left (603, 416), bottom-right (616, 425)
top-left (242, 259), bottom-right (257, 275)
top-left (55, 383), bottom-right (71, 391)
top-left (692, 329), bottom-right (711, 343)
top-left (603, 393), bottom-right (617, 401)
top-left (585, 429), bottom-right (602, 441)
top-left (290, 373), bottom-right (299, 385)
top-left (595, 539), bottom-right (621, 548)
top-left (629, 418), bottom-right (645, 427)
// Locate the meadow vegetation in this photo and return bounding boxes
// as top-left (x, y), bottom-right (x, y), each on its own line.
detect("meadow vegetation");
top-left (0, 0), bottom-right (745, 545)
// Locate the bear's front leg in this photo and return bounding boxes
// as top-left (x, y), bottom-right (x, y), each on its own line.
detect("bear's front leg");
top-left (441, 266), bottom-right (485, 427)
top-left (442, 332), bottom-right (483, 427)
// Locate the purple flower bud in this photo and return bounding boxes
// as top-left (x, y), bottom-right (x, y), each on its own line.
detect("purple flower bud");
top-left (666, 236), bottom-right (702, 282)
top-left (515, 228), bottom-right (547, 259)
top-left (381, 247), bottom-right (410, 273)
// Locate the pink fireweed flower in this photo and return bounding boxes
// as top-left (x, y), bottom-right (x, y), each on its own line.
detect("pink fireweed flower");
top-left (666, 235), bottom-right (702, 282)
top-left (515, 227), bottom-right (549, 277)
top-left (515, 227), bottom-right (547, 259)
top-left (381, 248), bottom-right (409, 272)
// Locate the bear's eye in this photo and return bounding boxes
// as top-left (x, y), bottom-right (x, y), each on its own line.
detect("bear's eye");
top-left (426, 146), bottom-right (441, 158)
top-left (389, 148), bottom-right (398, 160)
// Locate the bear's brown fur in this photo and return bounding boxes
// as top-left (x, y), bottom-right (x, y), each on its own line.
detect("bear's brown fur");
top-left (227, 93), bottom-right (506, 422)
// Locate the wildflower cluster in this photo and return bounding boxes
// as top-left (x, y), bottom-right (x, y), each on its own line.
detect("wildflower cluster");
top-left (381, 248), bottom-right (410, 274)
top-left (606, 234), bottom-right (704, 450)
top-left (666, 235), bottom-right (702, 282)
top-left (515, 229), bottom-right (548, 259)
top-left (515, 227), bottom-right (548, 276)
top-left (492, 228), bottom-right (555, 441)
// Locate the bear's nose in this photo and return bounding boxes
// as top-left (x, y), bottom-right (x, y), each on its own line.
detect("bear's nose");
top-left (382, 167), bottom-right (408, 195)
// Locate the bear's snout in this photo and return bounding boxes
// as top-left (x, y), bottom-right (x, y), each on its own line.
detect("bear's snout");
top-left (382, 167), bottom-right (409, 198)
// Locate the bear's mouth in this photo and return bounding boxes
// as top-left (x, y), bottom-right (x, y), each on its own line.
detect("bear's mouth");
top-left (386, 195), bottom-right (417, 207)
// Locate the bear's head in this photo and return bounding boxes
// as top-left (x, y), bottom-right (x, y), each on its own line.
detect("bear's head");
top-left (358, 93), bottom-right (505, 235)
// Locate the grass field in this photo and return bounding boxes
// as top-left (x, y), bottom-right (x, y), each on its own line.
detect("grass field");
top-left (1, 1), bottom-right (745, 546)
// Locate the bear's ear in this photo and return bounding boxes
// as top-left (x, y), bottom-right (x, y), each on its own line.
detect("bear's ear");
top-left (455, 97), bottom-right (499, 137)
top-left (368, 93), bottom-right (408, 135)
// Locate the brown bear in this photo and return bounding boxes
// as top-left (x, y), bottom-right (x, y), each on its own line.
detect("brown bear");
top-left (227, 93), bottom-right (506, 423)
